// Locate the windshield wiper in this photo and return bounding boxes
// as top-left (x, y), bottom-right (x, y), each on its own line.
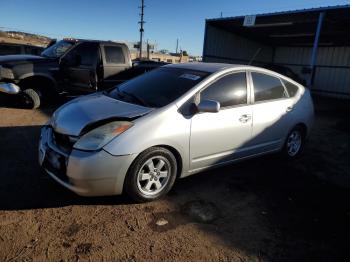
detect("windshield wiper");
top-left (120, 90), bottom-right (149, 107)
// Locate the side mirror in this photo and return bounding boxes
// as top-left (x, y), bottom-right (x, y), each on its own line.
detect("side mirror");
top-left (197, 100), bottom-right (220, 113)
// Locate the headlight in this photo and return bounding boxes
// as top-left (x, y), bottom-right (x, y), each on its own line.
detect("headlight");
top-left (73, 121), bottom-right (133, 151)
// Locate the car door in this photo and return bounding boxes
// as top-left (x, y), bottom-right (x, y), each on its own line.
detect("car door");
top-left (190, 71), bottom-right (253, 171)
top-left (100, 44), bottom-right (131, 89)
top-left (248, 71), bottom-right (295, 153)
top-left (61, 42), bottom-right (100, 94)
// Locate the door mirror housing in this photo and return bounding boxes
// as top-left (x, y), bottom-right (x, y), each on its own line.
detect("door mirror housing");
top-left (197, 100), bottom-right (220, 113)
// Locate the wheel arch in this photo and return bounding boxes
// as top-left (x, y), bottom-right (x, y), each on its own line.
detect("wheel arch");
top-left (295, 122), bottom-right (308, 137)
top-left (18, 74), bottom-right (58, 94)
top-left (156, 144), bottom-right (183, 179)
top-left (127, 144), bottom-right (183, 180)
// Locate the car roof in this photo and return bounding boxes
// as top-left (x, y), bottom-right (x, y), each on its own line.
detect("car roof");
top-left (63, 38), bottom-right (127, 46)
top-left (164, 62), bottom-right (260, 73)
top-left (164, 62), bottom-right (305, 87)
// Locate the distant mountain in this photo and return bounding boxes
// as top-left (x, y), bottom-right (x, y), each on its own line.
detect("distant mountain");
top-left (0, 31), bottom-right (52, 47)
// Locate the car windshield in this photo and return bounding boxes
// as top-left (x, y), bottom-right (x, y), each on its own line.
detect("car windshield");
top-left (41, 40), bottom-right (74, 58)
top-left (107, 67), bottom-right (209, 108)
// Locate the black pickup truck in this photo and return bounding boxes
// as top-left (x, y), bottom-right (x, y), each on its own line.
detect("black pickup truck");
top-left (0, 39), bottom-right (165, 108)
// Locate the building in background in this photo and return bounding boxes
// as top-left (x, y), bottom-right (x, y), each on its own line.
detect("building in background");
top-left (0, 30), bottom-right (49, 55)
top-left (125, 41), bottom-right (189, 63)
top-left (0, 42), bottom-right (44, 55)
top-left (203, 5), bottom-right (350, 99)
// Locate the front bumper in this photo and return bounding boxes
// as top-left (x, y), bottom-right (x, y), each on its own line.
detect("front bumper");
top-left (38, 126), bottom-right (136, 196)
top-left (0, 82), bottom-right (20, 94)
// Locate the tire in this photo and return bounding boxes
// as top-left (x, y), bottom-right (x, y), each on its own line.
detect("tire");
top-left (125, 147), bottom-right (177, 202)
top-left (282, 126), bottom-right (305, 159)
top-left (22, 88), bottom-right (41, 109)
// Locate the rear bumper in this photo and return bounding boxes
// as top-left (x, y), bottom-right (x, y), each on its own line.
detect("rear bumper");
top-left (0, 82), bottom-right (20, 94)
top-left (38, 126), bottom-right (136, 196)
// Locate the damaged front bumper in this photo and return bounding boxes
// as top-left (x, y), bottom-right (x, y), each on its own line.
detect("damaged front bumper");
top-left (38, 126), bottom-right (136, 197)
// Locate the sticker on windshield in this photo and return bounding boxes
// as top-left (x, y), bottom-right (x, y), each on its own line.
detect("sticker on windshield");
top-left (179, 74), bottom-right (201, 81)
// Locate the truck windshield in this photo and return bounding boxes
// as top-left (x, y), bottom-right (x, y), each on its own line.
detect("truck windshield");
top-left (41, 40), bottom-right (74, 58)
top-left (108, 67), bottom-right (209, 108)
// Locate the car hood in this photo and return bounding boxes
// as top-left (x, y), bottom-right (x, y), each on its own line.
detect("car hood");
top-left (51, 93), bottom-right (153, 136)
top-left (0, 55), bottom-right (54, 66)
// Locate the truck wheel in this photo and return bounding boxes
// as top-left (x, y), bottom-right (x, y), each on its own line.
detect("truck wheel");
top-left (22, 88), bottom-right (41, 109)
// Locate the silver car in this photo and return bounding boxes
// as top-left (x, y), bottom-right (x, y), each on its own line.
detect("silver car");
top-left (39, 63), bottom-right (314, 202)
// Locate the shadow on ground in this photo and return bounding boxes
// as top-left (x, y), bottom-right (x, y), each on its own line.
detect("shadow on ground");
top-left (0, 122), bottom-right (349, 261)
top-left (0, 93), bottom-right (70, 117)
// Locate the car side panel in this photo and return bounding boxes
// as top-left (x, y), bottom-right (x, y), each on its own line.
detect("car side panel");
top-left (189, 105), bottom-right (253, 171)
top-left (250, 99), bottom-right (296, 153)
top-left (103, 105), bottom-right (192, 176)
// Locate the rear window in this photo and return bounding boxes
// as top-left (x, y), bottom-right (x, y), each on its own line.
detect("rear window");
top-left (104, 46), bottom-right (125, 64)
top-left (283, 80), bottom-right (299, 97)
top-left (252, 72), bottom-right (287, 102)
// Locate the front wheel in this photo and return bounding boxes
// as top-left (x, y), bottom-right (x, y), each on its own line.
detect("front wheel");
top-left (125, 147), bottom-right (177, 202)
top-left (282, 126), bottom-right (305, 159)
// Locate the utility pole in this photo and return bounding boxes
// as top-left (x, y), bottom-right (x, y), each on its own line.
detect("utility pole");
top-left (176, 38), bottom-right (179, 54)
top-left (138, 0), bottom-right (145, 60)
top-left (146, 39), bottom-right (150, 60)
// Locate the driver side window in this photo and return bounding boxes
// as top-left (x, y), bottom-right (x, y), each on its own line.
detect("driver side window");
top-left (200, 72), bottom-right (247, 108)
top-left (65, 42), bottom-right (99, 66)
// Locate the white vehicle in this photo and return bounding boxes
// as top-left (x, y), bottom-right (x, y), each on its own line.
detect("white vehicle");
top-left (39, 63), bottom-right (314, 202)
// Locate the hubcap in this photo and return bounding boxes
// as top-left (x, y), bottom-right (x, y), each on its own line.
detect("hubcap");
top-left (287, 130), bottom-right (302, 156)
top-left (137, 156), bottom-right (170, 195)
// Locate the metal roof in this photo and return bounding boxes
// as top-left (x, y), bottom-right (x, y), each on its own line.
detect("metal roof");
top-left (207, 5), bottom-right (350, 22)
top-left (206, 5), bottom-right (350, 46)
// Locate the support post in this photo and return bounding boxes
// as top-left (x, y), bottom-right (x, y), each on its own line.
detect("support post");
top-left (139, 0), bottom-right (145, 60)
top-left (202, 20), bottom-right (208, 62)
top-left (308, 11), bottom-right (325, 87)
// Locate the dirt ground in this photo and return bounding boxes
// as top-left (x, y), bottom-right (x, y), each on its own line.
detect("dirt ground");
top-left (0, 96), bottom-right (349, 261)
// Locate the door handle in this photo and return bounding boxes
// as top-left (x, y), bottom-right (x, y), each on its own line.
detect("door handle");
top-left (286, 106), bottom-right (293, 112)
top-left (239, 114), bottom-right (251, 123)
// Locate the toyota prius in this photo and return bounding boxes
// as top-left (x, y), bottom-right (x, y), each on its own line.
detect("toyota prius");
top-left (39, 63), bottom-right (314, 202)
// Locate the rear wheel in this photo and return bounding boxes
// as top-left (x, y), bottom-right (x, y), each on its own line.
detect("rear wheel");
top-left (125, 147), bottom-right (177, 202)
top-left (282, 126), bottom-right (305, 158)
top-left (22, 88), bottom-right (41, 109)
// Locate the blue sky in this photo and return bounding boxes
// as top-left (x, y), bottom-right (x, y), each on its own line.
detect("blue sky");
top-left (0, 0), bottom-right (349, 55)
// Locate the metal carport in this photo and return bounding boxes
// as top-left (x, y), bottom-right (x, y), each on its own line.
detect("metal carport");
top-left (203, 5), bottom-right (350, 98)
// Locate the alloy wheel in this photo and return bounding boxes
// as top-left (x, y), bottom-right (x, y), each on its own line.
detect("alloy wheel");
top-left (287, 130), bottom-right (302, 157)
top-left (137, 156), bottom-right (171, 195)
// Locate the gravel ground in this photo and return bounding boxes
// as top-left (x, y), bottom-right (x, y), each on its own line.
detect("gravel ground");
top-left (0, 96), bottom-right (349, 261)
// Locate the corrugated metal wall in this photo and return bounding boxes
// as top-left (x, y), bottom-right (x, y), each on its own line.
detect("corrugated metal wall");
top-left (274, 47), bottom-right (350, 98)
top-left (203, 25), bottom-right (273, 64)
top-left (203, 24), bottom-right (350, 98)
